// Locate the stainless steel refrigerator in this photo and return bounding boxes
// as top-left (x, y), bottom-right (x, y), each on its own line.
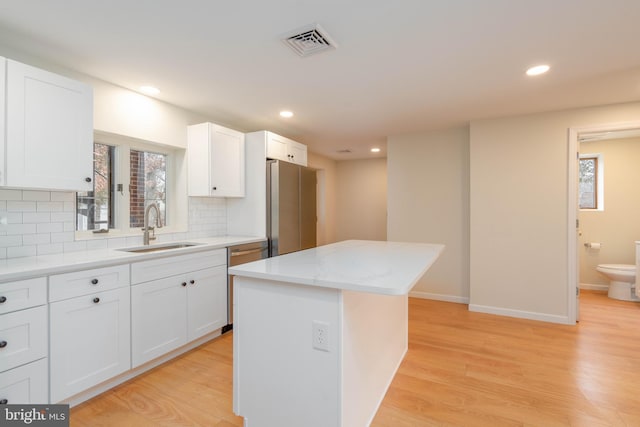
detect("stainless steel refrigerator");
top-left (267, 159), bottom-right (317, 257)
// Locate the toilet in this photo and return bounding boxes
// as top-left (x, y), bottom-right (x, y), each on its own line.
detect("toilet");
top-left (596, 264), bottom-right (639, 301)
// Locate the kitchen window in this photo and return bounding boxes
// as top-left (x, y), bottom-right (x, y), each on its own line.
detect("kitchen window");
top-left (77, 143), bottom-right (115, 231)
top-left (579, 153), bottom-right (604, 210)
top-left (76, 135), bottom-right (175, 234)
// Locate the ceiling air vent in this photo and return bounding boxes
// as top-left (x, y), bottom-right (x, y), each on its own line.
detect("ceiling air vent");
top-left (337, 149), bottom-right (352, 154)
top-left (282, 23), bottom-right (337, 57)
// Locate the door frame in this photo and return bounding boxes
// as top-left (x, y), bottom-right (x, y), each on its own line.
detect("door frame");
top-left (567, 120), bottom-right (640, 324)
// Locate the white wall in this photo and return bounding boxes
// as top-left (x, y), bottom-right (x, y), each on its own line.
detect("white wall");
top-left (335, 159), bottom-right (387, 242)
top-left (469, 101), bottom-right (640, 323)
top-left (579, 136), bottom-right (640, 287)
top-left (387, 127), bottom-right (470, 302)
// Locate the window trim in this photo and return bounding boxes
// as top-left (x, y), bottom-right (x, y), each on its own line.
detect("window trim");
top-left (75, 131), bottom-right (186, 239)
top-left (579, 153), bottom-right (604, 212)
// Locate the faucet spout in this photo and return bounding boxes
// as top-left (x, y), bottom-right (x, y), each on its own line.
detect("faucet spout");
top-left (143, 202), bottom-right (163, 245)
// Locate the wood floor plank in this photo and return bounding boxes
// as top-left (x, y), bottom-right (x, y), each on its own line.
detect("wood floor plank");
top-left (70, 290), bottom-right (640, 426)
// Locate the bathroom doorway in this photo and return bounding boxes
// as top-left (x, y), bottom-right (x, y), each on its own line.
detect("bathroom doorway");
top-left (568, 121), bottom-right (640, 323)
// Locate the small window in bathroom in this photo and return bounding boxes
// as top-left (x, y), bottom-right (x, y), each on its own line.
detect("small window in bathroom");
top-left (579, 154), bottom-right (603, 210)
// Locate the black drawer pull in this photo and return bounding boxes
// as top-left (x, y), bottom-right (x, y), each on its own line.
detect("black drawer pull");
top-left (93, 297), bottom-right (100, 304)
top-left (189, 280), bottom-right (195, 285)
top-left (181, 282), bottom-right (187, 287)
top-left (0, 341), bottom-right (7, 349)
top-left (0, 399), bottom-right (7, 404)
top-left (91, 278), bottom-right (99, 285)
top-left (0, 296), bottom-right (6, 303)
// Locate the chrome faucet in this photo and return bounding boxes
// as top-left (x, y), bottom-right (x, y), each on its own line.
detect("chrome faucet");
top-left (143, 202), bottom-right (163, 245)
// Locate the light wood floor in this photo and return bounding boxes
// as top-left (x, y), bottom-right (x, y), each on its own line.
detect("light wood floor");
top-left (70, 291), bottom-right (640, 426)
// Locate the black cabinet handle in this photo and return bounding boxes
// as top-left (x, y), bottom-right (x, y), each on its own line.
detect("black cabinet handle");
top-left (93, 297), bottom-right (100, 303)
top-left (0, 296), bottom-right (6, 303)
top-left (91, 278), bottom-right (99, 285)
top-left (212, 186), bottom-right (217, 191)
top-left (181, 282), bottom-right (187, 287)
top-left (85, 177), bottom-right (92, 183)
top-left (0, 341), bottom-right (7, 348)
top-left (189, 280), bottom-right (195, 285)
top-left (0, 399), bottom-right (7, 404)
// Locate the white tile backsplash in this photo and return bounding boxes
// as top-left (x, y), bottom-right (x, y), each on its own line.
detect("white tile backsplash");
top-left (0, 190), bottom-right (229, 259)
top-left (23, 191), bottom-right (51, 201)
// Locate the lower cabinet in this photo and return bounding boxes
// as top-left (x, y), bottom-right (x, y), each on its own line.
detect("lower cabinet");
top-left (49, 287), bottom-right (131, 403)
top-left (131, 265), bottom-right (227, 368)
top-left (0, 358), bottom-right (48, 404)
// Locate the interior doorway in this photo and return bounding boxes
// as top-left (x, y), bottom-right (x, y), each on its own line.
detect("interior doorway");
top-left (567, 121), bottom-right (640, 324)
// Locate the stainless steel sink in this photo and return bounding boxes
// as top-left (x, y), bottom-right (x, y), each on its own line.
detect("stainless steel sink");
top-left (118, 242), bottom-right (202, 253)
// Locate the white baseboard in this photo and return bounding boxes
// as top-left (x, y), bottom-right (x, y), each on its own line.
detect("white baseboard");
top-left (468, 304), bottom-right (571, 325)
top-left (579, 283), bottom-right (609, 291)
top-left (409, 291), bottom-right (469, 304)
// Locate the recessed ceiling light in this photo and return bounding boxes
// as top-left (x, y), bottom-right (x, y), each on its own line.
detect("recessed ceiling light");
top-left (371, 147), bottom-right (381, 153)
top-left (526, 65), bottom-right (550, 76)
top-left (280, 110), bottom-right (294, 118)
top-left (139, 85), bottom-right (160, 95)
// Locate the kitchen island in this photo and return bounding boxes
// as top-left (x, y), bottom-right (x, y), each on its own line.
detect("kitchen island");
top-left (229, 240), bottom-right (444, 427)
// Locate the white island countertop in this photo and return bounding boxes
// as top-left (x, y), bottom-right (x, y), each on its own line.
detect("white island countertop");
top-left (229, 240), bottom-right (444, 296)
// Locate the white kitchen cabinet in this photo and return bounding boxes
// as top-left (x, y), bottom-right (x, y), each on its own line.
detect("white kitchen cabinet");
top-left (131, 250), bottom-right (227, 367)
top-left (187, 122), bottom-right (245, 197)
top-left (265, 131), bottom-right (307, 166)
top-left (0, 277), bottom-right (47, 316)
top-left (0, 57), bottom-right (5, 186)
top-left (49, 264), bottom-right (130, 303)
top-left (3, 59), bottom-right (93, 191)
top-left (131, 275), bottom-right (187, 367)
top-left (187, 265), bottom-right (227, 339)
top-left (0, 358), bottom-right (48, 405)
top-left (0, 275), bottom-right (48, 404)
top-left (49, 287), bottom-right (131, 403)
top-left (0, 305), bottom-right (47, 374)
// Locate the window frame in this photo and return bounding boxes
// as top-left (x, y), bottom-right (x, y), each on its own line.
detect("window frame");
top-left (579, 153), bottom-right (604, 211)
top-left (75, 131), bottom-right (184, 239)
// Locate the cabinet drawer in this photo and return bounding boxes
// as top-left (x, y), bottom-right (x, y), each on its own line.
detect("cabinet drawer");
top-left (131, 249), bottom-right (226, 284)
top-left (49, 264), bottom-right (129, 302)
top-left (0, 305), bottom-right (47, 373)
top-left (0, 358), bottom-right (48, 404)
top-left (0, 277), bottom-right (47, 315)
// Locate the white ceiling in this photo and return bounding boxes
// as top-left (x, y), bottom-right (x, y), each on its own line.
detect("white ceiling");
top-left (1, 1), bottom-right (640, 159)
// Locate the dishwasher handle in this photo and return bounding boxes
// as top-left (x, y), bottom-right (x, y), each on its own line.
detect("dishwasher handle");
top-left (230, 247), bottom-right (267, 257)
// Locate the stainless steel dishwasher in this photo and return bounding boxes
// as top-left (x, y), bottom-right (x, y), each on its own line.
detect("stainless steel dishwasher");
top-left (222, 240), bottom-right (269, 333)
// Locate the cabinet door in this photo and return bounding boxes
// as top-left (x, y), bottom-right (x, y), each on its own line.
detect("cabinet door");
top-left (266, 133), bottom-right (289, 162)
top-left (187, 266), bottom-right (227, 340)
top-left (0, 56), bottom-right (5, 186)
top-left (131, 276), bottom-right (187, 368)
top-left (288, 140), bottom-right (308, 166)
top-left (210, 124), bottom-right (245, 197)
top-left (49, 287), bottom-right (130, 403)
top-left (0, 358), bottom-right (48, 404)
top-left (6, 60), bottom-right (93, 191)
top-left (0, 305), bottom-right (47, 373)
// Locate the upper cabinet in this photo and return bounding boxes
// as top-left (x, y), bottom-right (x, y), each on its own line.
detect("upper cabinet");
top-left (2, 59), bottom-right (93, 191)
top-left (187, 122), bottom-right (245, 197)
top-left (265, 132), bottom-right (307, 166)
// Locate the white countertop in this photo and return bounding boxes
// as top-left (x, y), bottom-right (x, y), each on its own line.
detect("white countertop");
top-left (229, 240), bottom-right (444, 296)
top-left (0, 235), bottom-right (265, 282)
